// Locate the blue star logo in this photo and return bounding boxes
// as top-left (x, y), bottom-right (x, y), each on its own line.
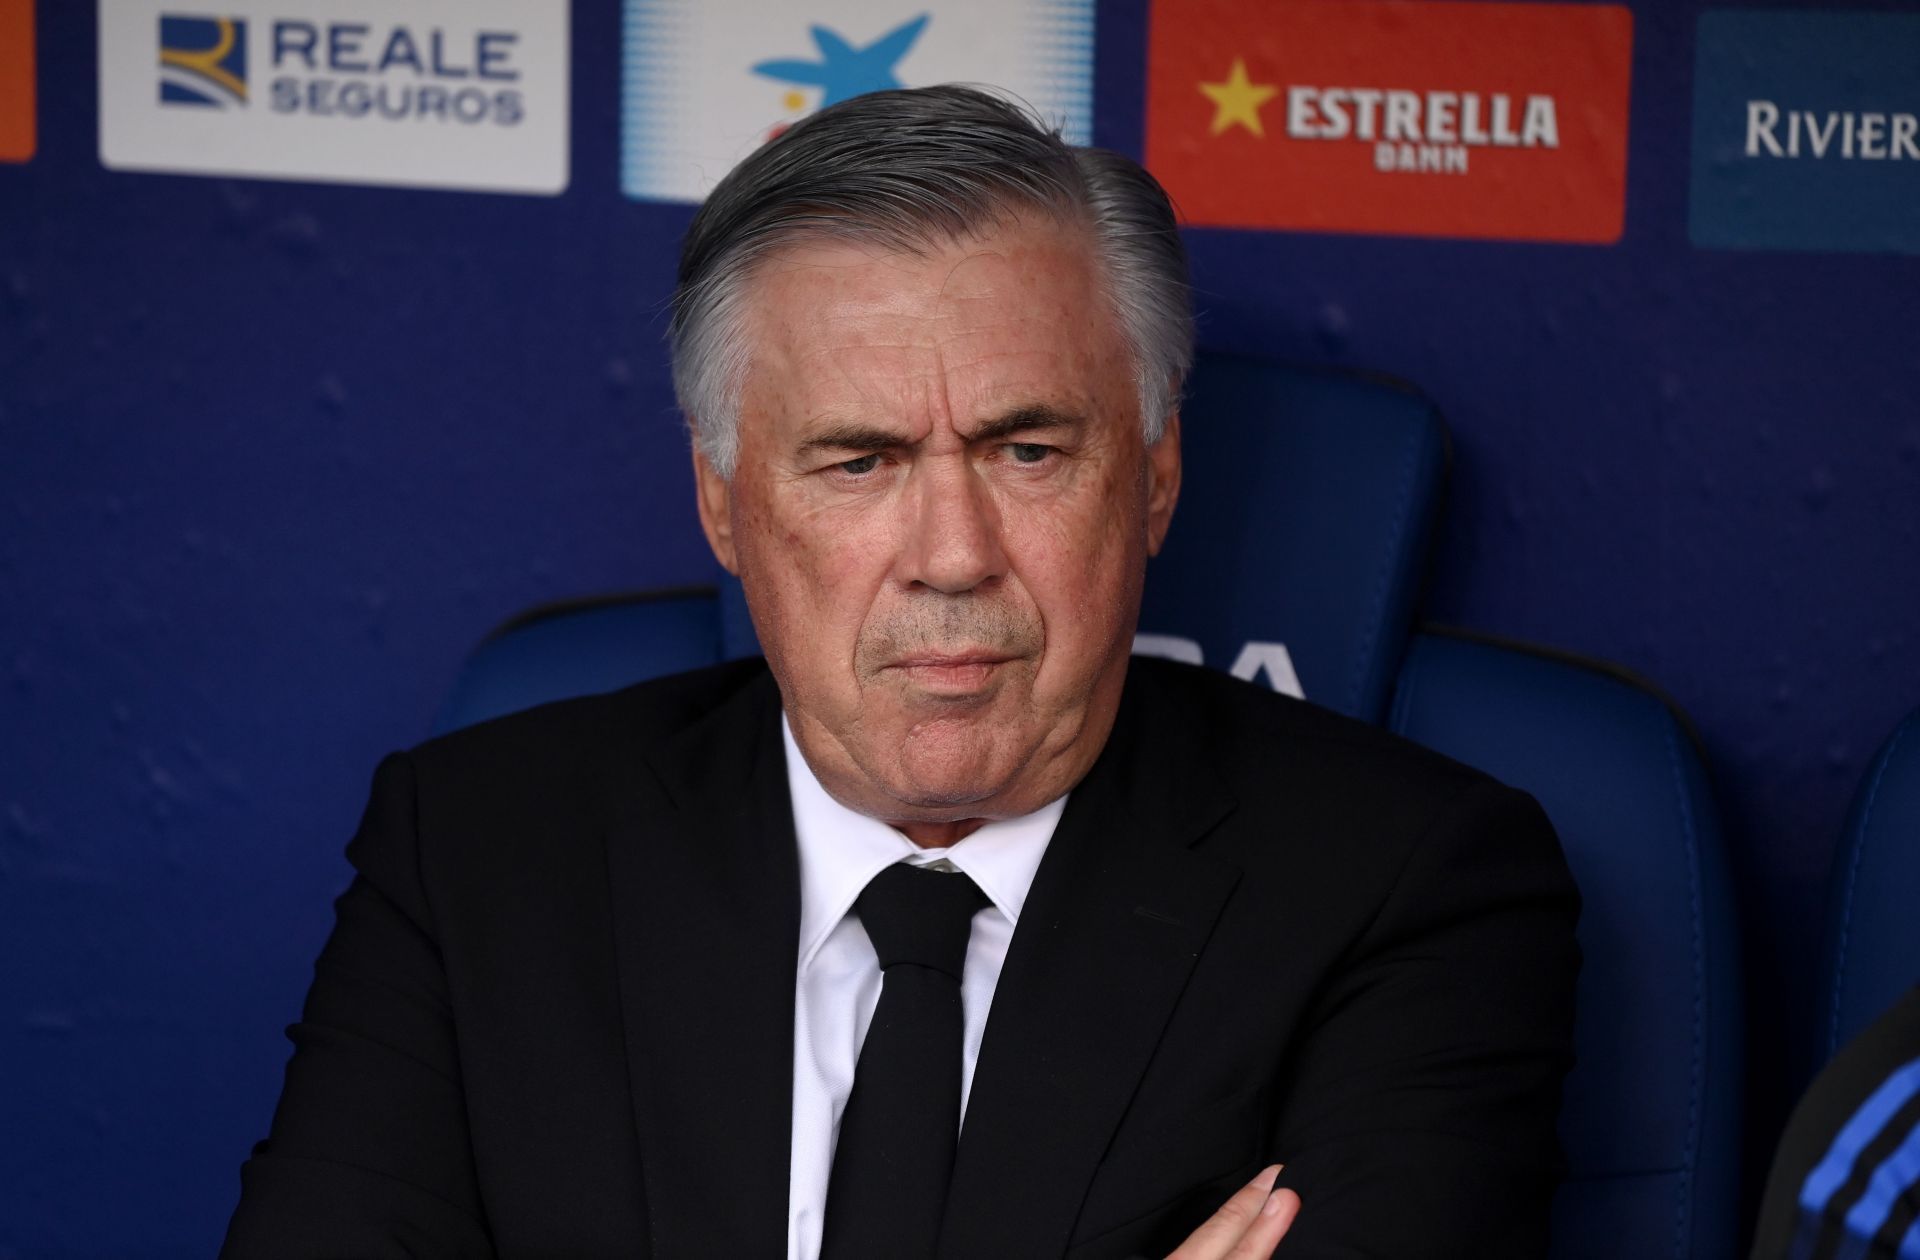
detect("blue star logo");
top-left (751, 15), bottom-right (930, 107)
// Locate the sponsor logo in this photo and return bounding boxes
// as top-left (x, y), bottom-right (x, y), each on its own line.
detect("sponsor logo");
top-left (1742, 103), bottom-right (1920, 164)
top-left (159, 15), bottom-right (249, 109)
top-left (261, 19), bottom-right (528, 127)
top-left (1135, 635), bottom-right (1304, 698)
top-left (754, 14), bottom-right (928, 111)
top-left (99, 1), bottom-right (568, 194)
top-left (1, 0), bottom-right (33, 162)
top-left (1691, 10), bottom-right (1920, 255)
top-left (1282, 84), bottom-right (1562, 174)
top-left (621, 0), bottom-right (1095, 204)
top-left (1144, 0), bottom-right (1633, 244)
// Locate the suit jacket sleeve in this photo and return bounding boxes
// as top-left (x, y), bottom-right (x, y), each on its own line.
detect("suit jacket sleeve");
top-left (221, 751), bottom-right (497, 1259)
top-left (1268, 778), bottom-right (1581, 1259)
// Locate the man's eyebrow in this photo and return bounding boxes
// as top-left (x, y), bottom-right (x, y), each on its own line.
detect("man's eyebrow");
top-left (797, 406), bottom-right (1086, 455)
top-left (965, 404), bottom-right (1086, 444)
top-left (798, 423), bottom-right (911, 454)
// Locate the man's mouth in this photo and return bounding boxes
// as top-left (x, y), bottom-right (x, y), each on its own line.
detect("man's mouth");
top-left (887, 651), bottom-right (1019, 694)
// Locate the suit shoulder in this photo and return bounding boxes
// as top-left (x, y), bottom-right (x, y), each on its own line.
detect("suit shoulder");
top-left (1127, 659), bottom-right (1572, 928)
top-left (405, 657), bottom-right (772, 788)
top-left (1130, 654), bottom-right (1507, 808)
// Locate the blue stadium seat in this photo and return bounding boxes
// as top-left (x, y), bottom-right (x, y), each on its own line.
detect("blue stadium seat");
top-left (1135, 354), bottom-right (1449, 720)
top-left (434, 353), bottom-right (1742, 1257)
top-left (1818, 707), bottom-right (1920, 1064)
top-left (1388, 632), bottom-right (1743, 1260)
top-left (432, 578), bottom-right (759, 735)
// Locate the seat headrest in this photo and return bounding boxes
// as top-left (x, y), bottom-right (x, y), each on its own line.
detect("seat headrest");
top-left (433, 589), bottom-right (729, 734)
top-left (1137, 353), bottom-right (1449, 722)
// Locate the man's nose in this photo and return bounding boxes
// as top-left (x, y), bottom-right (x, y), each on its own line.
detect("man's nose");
top-left (896, 456), bottom-right (1008, 595)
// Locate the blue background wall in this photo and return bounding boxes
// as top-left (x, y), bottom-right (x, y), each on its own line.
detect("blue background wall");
top-left (3, 2), bottom-right (1918, 1255)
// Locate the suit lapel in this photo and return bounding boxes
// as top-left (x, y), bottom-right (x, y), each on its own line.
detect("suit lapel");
top-left (605, 669), bottom-right (798, 1258)
top-left (941, 667), bottom-right (1242, 1257)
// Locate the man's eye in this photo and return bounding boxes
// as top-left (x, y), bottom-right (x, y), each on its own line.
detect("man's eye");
top-left (837, 454), bottom-right (882, 476)
top-left (1007, 443), bottom-right (1052, 464)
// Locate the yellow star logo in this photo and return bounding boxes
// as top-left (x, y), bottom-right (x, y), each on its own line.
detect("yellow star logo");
top-left (1199, 58), bottom-right (1278, 138)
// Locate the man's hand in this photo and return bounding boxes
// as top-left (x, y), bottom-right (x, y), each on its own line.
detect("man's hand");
top-left (1166, 1165), bottom-right (1300, 1260)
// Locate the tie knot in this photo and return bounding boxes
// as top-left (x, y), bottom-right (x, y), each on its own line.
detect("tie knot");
top-left (854, 862), bottom-right (988, 981)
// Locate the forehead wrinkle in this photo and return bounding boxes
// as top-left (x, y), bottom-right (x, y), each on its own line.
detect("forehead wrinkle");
top-left (824, 337), bottom-right (944, 412)
top-left (745, 224), bottom-right (1118, 449)
top-left (763, 306), bottom-right (928, 421)
top-left (809, 309), bottom-right (965, 440)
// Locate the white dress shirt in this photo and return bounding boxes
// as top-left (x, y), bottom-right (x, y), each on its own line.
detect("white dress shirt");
top-left (781, 717), bottom-right (1065, 1260)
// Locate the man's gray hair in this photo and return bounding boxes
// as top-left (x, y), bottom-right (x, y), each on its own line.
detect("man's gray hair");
top-left (669, 84), bottom-right (1193, 478)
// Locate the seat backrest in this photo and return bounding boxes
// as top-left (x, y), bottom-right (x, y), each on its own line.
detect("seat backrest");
top-left (1819, 708), bottom-right (1920, 1063)
top-left (1389, 631), bottom-right (1743, 1260)
top-left (1137, 354), bottom-right (1448, 722)
top-left (432, 580), bottom-right (758, 734)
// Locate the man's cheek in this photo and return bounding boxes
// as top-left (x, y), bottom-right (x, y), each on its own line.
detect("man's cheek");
top-left (1015, 489), bottom-right (1117, 560)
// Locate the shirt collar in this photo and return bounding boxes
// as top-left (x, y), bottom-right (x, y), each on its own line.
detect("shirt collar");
top-left (783, 715), bottom-right (1064, 972)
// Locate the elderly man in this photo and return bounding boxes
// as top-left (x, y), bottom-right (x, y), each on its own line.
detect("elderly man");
top-left (224, 86), bottom-right (1579, 1259)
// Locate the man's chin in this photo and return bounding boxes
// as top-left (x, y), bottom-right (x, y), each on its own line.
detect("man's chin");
top-left (878, 737), bottom-right (1027, 816)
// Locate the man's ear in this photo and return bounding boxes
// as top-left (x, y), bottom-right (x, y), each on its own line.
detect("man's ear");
top-left (691, 442), bottom-right (739, 575)
top-left (1145, 410), bottom-right (1182, 557)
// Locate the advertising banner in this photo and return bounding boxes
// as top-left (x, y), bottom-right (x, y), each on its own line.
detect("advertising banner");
top-left (621, 0), bottom-right (1095, 204)
top-left (1691, 9), bottom-right (1920, 255)
top-left (98, 0), bottom-right (569, 195)
top-left (1145, 0), bottom-right (1634, 244)
top-left (1, 0), bottom-right (32, 162)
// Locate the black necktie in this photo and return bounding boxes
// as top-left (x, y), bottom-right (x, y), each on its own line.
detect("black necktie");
top-left (820, 861), bottom-right (989, 1260)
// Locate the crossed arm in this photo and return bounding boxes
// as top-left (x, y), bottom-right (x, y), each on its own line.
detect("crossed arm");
top-left (1094, 778), bottom-right (1580, 1259)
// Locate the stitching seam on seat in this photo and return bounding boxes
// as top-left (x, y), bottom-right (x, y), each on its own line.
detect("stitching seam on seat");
top-left (1387, 639), bottom-right (1421, 736)
top-left (1828, 718), bottom-right (1915, 1059)
top-left (1349, 422), bottom-right (1426, 715)
top-left (1663, 721), bottom-right (1706, 1260)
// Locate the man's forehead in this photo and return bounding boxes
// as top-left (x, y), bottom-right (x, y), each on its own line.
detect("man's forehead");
top-left (742, 257), bottom-right (1113, 375)
top-left (764, 327), bottom-right (1114, 422)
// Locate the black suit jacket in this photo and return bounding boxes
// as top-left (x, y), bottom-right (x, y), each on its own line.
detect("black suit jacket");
top-left (223, 656), bottom-right (1580, 1259)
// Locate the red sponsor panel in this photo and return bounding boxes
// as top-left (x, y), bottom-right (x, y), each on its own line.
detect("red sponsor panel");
top-left (0, 0), bottom-right (33, 162)
top-left (1146, 0), bottom-right (1633, 243)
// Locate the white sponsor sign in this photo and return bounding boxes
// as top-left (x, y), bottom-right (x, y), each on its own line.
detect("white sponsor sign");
top-left (622, 0), bottom-right (1096, 203)
top-left (99, 0), bottom-right (568, 195)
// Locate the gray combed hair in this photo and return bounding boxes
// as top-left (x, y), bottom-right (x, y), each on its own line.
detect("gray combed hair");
top-left (669, 84), bottom-right (1193, 478)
